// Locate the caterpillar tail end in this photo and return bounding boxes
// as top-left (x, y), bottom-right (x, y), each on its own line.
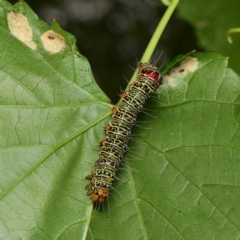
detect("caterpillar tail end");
top-left (91, 189), bottom-right (109, 203)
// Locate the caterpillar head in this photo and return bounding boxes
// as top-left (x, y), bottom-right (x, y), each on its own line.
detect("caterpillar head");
top-left (138, 62), bottom-right (162, 85)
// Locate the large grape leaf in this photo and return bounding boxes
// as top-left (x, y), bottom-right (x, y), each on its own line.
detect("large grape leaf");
top-left (1, 1), bottom-right (240, 240)
top-left (88, 52), bottom-right (240, 240)
top-left (177, 0), bottom-right (240, 76)
top-left (0, 0), bottom-right (110, 239)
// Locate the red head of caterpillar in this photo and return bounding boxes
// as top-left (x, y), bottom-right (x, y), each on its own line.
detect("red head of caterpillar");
top-left (138, 62), bottom-right (162, 85)
top-left (85, 62), bottom-right (162, 204)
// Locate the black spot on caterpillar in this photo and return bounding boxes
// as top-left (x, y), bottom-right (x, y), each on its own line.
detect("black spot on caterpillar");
top-left (85, 62), bottom-right (162, 203)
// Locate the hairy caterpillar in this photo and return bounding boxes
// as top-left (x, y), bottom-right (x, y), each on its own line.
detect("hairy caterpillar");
top-left (85, 62), bottom-right (162, 203)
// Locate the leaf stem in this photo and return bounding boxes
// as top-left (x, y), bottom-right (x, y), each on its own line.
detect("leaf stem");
top-left (141, 0), bottom-right (179, 63)
top-left (123, 0), bottom-right (179, 97)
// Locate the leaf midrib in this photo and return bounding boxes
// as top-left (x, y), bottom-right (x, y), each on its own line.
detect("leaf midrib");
top-left (0, 110), bottom-right (111, 200)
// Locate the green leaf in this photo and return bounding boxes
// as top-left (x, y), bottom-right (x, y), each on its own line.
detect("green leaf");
top-left (0, 0), bottom-right (110, 239)
top-left (88, 51), bottom-right (240, 239)
top-left (177, 0), bottom-right (240, 76)
top-left (1, 1), bottom-right (240, 240)
top-left (160, 50), bottom-right (196, 74)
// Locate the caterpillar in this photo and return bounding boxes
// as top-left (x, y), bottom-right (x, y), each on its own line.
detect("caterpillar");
top-left (85, 62), bottom-right (162, 203)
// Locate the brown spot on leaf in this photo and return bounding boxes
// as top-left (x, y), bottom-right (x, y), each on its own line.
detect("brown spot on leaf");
top-left (7, 12), bottom-right (36, 50)
top-left (40, 30), bottom-right (66, 53)
top-left (164, 57), bottom-right (198, 87)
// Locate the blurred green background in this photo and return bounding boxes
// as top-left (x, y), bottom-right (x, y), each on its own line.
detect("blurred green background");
top-left (8, 0), bottom-right (240, 102)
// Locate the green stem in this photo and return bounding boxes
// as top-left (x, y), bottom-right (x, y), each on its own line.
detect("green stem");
top-left (227, 27), bottom-right (240, 44)
top-left (116, 0), bottom-right (179, 107)
top-left (129, 1), bottom-right (178, 84)
top-left (141, 0), bottom-right (179, 63)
